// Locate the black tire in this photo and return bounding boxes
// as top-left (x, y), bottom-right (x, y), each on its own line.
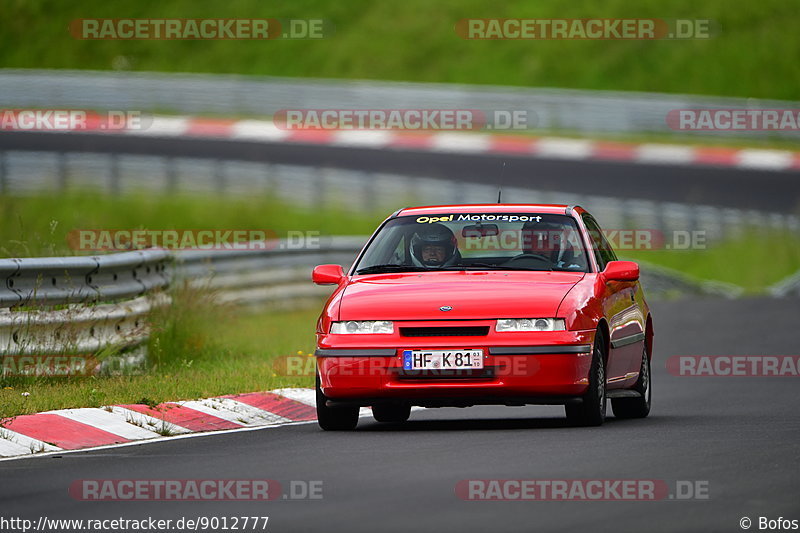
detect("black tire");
top-left (611, 345), bottom-right (651, 419)
top-left (565, 330), bottom-right (607, 427)
top-left (316, 375), bottom-right (359, 431)
top-left (372, 403), bottom-right (411, 423)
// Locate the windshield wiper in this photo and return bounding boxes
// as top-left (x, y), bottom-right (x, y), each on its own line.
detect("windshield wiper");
top-left (355, 264), bottom-right (430, 274)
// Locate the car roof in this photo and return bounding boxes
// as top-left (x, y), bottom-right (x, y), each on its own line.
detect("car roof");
top-left (395, 204), bottom-right (582, 217)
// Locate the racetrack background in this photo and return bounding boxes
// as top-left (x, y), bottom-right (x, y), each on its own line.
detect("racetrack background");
top-left (1, 3), bottom-right (799, 531)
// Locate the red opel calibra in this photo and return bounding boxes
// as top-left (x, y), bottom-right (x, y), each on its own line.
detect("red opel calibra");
top-left (312, 204), bottom-right (653, 430)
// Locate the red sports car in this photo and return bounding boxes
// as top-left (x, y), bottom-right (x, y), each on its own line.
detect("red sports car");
top-left (312, 204), bottom-right (653, 430)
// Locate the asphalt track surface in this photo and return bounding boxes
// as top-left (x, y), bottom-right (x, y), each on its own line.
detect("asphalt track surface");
top-left (2, 131), bottom-right (800, 212)
top-left (1, 297), bottom-right (798, 533)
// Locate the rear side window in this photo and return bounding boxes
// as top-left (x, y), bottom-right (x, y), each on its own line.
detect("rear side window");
top-left (581, 214), bottom-right (617, 271)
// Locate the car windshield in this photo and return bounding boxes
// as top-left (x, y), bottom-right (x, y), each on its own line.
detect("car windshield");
top-left (354, 213), bottom-right (591, 274)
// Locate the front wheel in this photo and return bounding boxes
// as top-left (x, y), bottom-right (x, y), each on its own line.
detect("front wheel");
top-left (316, 375), bottom-right (359, 431)
top-left (565, 330), bottom-right (607, 426)
top-left (611, 346), bottom-right (651, 419)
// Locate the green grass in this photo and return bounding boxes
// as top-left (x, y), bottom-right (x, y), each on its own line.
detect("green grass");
top-left (0, 189), bottom-right (382, 258)
top-left (1, 0), bottom-right (798, 100)
top-left (0, 294), bottom-right (323, 420)
top-left (620, 230), bottom-right (800, 293)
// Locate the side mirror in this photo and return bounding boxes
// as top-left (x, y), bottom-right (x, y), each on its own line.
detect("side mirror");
top-left (603, 260), bottom-right (639, 282)
top-left (312, 264), bottom-right (345, 285)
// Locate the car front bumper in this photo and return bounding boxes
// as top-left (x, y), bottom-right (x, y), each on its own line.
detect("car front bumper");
top-left (316, 325), bottom-right (596, 406)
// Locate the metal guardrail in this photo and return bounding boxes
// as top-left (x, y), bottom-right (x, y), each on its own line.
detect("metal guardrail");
top-left (0, 296), bottom-right (160, 357)
top-left (1, 69), bottom-right (799, 139)
top-left (0, 238), bottom-right (366, 372)
top-left (1, 152), bottom-right (798, 241)
top-left (768, 269), bottom-right (800, 297)
top-left (173, 237), bottom-right (365, 307)
top-left (0, 249), bottom-right (170, 373)
top-left (0, 250), bottom-right (171, 308)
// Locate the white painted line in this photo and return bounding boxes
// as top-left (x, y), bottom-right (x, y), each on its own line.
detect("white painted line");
top-left (429, 133), bottom-right (492, 153)
top-left (331, 130), bottom-right (393, 148)
top-left (44, 408), bottom-right (162, 440)
top-left (180, 398), bottom-right (290, 427)
top-left (272, 387), bottom-right (372, 417)
top-left (0, 420), bottom-right (318, 463)
top-left (635, 144), bottom-right (695, 164)
top-left (735, 149), bottom-right (794, 170)
top-left (534, 138), bottom-right (594, 159)
top-left (0, 388), bottom-right (434, 461)
top-left (0, 436), bottom-right (38, 457)
top-left (133, 116), bottom-right (190, 137)
top-left (0, 428), bottom-right (60, 456)
top-left (231, 120), bottom-right (291, 142)
top-left (272, 388), bottom-right (315, 406)
top-left (109, 406), bottom-right (192, 435)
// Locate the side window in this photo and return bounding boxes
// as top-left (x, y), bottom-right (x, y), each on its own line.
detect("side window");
top-left (581, 214), bottom-right (617, 271)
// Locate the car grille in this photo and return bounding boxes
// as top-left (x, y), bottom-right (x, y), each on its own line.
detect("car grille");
top-left (393, 367), bottom-right (496, 380)
top-left (399, 326), bottom-right (490, 337)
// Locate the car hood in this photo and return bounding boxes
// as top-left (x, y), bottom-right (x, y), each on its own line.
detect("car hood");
top-left (338, 270), bottom-right (585, 320)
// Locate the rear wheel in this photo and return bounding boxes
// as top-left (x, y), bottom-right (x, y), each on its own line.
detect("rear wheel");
top-left (372, 403), bottom-right (411, 423)
top-left (565, 330), bottom-right (607, 427)
top-left (611, 346), bottom-right (651, 419)
top-left (316, 375), bottom-right (359, 431)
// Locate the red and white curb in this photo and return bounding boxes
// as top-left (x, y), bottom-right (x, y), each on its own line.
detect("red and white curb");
top-left (0, 388), bottom-right (328, 460)
top-left (65, 115), bottom-right (800, 172)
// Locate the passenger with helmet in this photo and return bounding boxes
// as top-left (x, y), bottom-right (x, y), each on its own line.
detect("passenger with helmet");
top-left (409, 223), bottom-right (461, 268)
top-left (516, 220), bottom-right (582, 270)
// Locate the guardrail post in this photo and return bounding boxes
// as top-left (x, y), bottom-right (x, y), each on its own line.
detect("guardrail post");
top-left (215, 159), bottom-right (226, 194)
top-left (166, 156), bottom-right (177, 193)
top-left (109, 153), bottom-right (120, 195)
top-left (263, 163), bottom-right (275, 196)
top-left (363, 172), bottom-right (377, 212)
top-left (57, 151), bottom-right (68, 191)
top-left (0, 151), bottom-right (6, 194)
top-left (314, 167), bottom-right (326, 210)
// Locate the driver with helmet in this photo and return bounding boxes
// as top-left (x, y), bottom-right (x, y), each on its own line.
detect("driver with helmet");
top-left (409, 223), bottom-right (460, 268)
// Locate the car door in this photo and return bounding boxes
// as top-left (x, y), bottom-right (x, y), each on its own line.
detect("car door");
top-left (582, 214), bottom-right (645, 388)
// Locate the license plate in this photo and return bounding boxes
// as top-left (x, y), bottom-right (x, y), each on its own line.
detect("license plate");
top-left (403, 349), bottom-right (484, 370)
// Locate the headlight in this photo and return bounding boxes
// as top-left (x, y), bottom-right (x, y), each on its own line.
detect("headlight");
top-left (330, 321), bottom-right (394, 334)
top-left (495, 318), bottom-right (566, 332)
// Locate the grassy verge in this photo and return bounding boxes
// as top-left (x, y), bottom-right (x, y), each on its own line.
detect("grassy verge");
top-left (0, 291), bottom-right (323, 420)
top-left (0, 189), bottom-right (382, 258)
top-left (619, 230), bottom-right (800, 293)
top-left (1, 0), bottom-right (798, 100)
